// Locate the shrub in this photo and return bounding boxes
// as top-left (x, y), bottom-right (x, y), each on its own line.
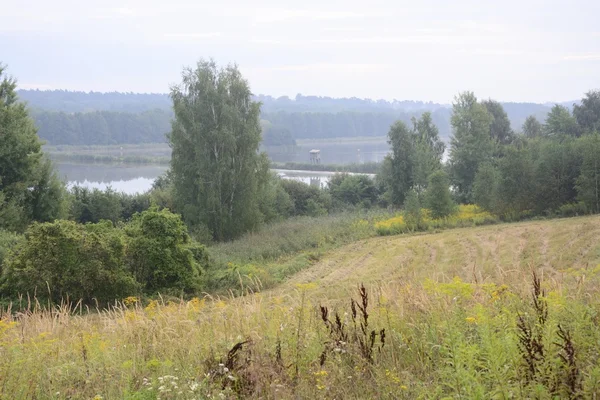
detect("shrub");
top-left (0, 220), bottom-right (138, 304)
top-left (280, 179), bottom-right (331, 217)
top-left (329, 173), bottom-right (378, 208)
top-left (0, 230), bottom-right (21, 276)
top-left (124, 207), bottom-right (203, 295)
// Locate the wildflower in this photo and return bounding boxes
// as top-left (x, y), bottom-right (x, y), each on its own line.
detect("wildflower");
top-left (465, 316), bottom-right (477, 324)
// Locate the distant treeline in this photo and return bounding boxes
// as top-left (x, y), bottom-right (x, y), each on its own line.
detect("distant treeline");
top-left (18, 90), bottom-right (171, 113)
top-left (30, 108), bottom-right (171, 145)
top-left (19, 89), bottom-right (569, 146)
top-left (263, 109), bottom-right (453, 139)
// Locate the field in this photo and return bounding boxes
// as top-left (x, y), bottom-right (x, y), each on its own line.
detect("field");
top-left (2, 216), bottom-right (600, 398)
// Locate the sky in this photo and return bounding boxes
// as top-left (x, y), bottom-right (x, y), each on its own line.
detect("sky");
top-left (1, 0), bottom-right (599, 103)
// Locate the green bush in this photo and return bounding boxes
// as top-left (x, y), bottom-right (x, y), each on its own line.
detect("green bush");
top-left (0, 230), bottom-right (21, 276)
top-left (124, 207), bottom-right (203, 295)
top-left (0, 220), bottom-right (138, 304)
top-left (329, 173), bottom-right (378, 209)
top-left (280, 179), bottom-right (331, 216)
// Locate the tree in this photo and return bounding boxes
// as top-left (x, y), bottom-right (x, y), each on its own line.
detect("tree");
top-left (576, 133), bottom-right (600, 213)
top-left (482, 99), bottom-right (514, 144)
top-left (573, 90), bottom-right (600, 134)
top-left (411, 112), bottom-right (445, 194)
top-left (403, 189), bottom-right (423, 231)
top-left (448, 92), bottom-right (494, 203)
top-left (533, 139), bottom-right (579, 214)
top-left (522, 115), bottom-right (543, 138)
top-left (473, 162), bottom-right (500, 212)
top-left (386, 121), bottom-right (415, 206)
top-left (494, 146), bottom-right (536, 219)
top-left (169, 60), bottom-right (270, 241)
top-left (544, 105), bottom-right (579, 137)
top-left (424, 170), bottom-right (455, 219)
top-left (0, 63), bottom-right (65, 231)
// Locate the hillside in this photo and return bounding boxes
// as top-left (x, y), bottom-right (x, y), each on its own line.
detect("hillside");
top-left (1, 216), bottom-right (600, 398)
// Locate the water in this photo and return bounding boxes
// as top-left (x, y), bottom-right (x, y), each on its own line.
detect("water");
top-left (56, 163), bottom-right (374, 194)
top-left (56, 163), bottom-right (168, 194)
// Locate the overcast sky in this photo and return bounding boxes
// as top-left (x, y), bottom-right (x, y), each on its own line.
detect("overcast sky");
top-left (1, 0), bottom-right (599, 103)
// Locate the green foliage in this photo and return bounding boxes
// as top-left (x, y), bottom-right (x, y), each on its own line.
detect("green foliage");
top-left (69, 186), bottom-right (123, 223)
top-left (533, 139), bottom-right (580, 214)
top-left (424, 170), bottom-right (456, 219)
top-left (383, 113), bottom-right (445, 206)
top-left (402, 189), bottom-right (423, 231)
top-left (124, 208), bottom-right (203, 295)
top-left (0, 220), bottom-right (138, 304)
top-left (573, 90), bottom-right (600, 134)
top-left (482, 99), bottom-right (514, 144)
top-left (494, 145), bottom-right (536, 219)
top-left (169, 60), bottom-right (269, 241)
top-left (0, 64), bottom-right (66, 231)
top-left (386, 121), bottom-right (414, 206)
top-left (328, 173), bottom-right (378, 208)
top-left (523, 115), bottom-right (543, 138)
top-left (448, 92), bottom-right (495, 203)
top-left (544, 104), bottom-right (579, 137)
top-left (261, 123), bottom-right (296, 146)
top-left (576, 133), bottom-right (600, 213)
top-left (280, 179), bottom-right (331, 217)
top-left (30, 108), bottom-right (172, 145)
top-left (473, 162), bottom-right (500, 212)
top-left (0, 230), bottom-right (21, 276)
top-left (411, 112), bottom-right (445, 194)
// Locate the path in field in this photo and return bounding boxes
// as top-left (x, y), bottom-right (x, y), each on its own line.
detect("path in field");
top-left (275, 216), bottom-right (600, 301)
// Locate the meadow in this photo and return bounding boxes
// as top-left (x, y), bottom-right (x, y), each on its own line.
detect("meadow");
top-left (1, 215), bottom-right (600, 398)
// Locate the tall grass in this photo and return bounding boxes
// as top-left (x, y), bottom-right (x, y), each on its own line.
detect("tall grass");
top-left (1, 271), bottom-right (600, 398)
top-left (206, 210), bottom-right (389, 293)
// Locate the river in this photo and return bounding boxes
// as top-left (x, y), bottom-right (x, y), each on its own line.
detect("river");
top-left (56, 163), bottom-right (374, 195)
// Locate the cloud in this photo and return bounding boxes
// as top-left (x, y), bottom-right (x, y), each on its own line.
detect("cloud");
top-left (252, 8), bottom-right (384, 23)
top-left (250, 35), bottom-right (452, 46)
top-left (563, 53), bottom-right (600, 61)
top-left (249, 63), bottom-right (391, 72)
top-left (162, 32), bottom-right (222, 40)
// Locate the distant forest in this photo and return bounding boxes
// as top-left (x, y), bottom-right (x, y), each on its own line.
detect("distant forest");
top-left (18, 89), bottom-right (572, 146)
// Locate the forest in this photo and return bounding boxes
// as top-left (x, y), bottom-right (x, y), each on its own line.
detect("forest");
top-left (21, 89), bottom-right (560, 146)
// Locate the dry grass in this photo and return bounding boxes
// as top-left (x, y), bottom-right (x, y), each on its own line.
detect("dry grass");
top-left (1, 216), bottom-right (600, 398)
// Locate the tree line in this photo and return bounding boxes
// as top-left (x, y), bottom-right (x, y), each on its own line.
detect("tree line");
top-left (21, 89), bottom-right (561, 146)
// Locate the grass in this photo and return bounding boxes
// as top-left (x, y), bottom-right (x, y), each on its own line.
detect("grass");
top-left (375, 204), bottom-right (499, 235)
top-left (205, 210), bottom-right (389, 294)
top-left (2, 216), bottom-right (600, 398)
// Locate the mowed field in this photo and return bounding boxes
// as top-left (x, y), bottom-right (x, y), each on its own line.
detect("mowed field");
top-left (279, 215), bottom-right (600, 301)
top-left (1, 216), bottom-right (600, 399)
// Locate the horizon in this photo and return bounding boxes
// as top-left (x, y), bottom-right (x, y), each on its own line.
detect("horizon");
top-left (2, 0), bottom-right (599, 104)
top-left (13, 87), bottom-right (583, 107)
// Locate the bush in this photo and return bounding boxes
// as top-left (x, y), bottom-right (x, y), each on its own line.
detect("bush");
top-left (280, 179), bottom-right (331, 216)
top-left (329, 173), bottom-right (378, 209)
top-left (0, 230), bottom-right (21, 276)
top-left (0, 220), bottom-right (138, 304)
top-left (124, 207), bottom-right (203, 295)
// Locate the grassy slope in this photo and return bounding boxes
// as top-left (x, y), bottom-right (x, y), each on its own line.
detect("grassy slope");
top-left (1, 216), bottom-right (600, 398)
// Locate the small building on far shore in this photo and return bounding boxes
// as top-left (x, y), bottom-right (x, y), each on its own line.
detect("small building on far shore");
top-left (309, 149), bottom-right (321, 164)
